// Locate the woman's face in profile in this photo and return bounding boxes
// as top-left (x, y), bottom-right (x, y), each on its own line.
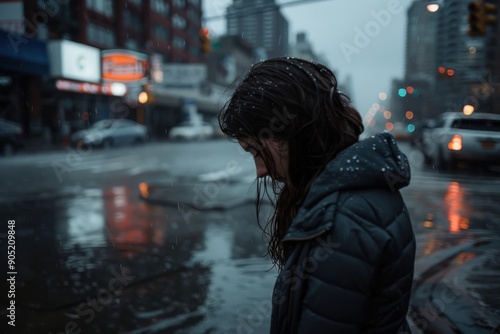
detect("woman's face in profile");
top-left (238, 139), bottom-right (288, 182)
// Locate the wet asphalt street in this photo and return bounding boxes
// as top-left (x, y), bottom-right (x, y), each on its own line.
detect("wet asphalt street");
top-left (0, 139), bottom-right (499, 333)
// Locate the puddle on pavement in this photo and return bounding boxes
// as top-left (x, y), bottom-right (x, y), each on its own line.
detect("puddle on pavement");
top-left (2, 172), bottom-right (499, 332)
top-left (0, 182), bottom-right (275, 333)
top-left (403, 178), bottom-right (500, 260)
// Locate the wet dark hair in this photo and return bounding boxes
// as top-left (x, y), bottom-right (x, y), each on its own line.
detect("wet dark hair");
top-left (218, 57), bottom-right (364, 270)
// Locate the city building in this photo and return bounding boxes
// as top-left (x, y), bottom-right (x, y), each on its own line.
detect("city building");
top-left (389, 0), bottom-right (438, 130)
top-left (480, 0), bottom-right (500, 113)
top-left (288, 32), bottom-right (328, 65)
top-left (0, 0), bottom-right (204, 145)
top-left (205, 35), bottom-right (255, 87)
top-left (226, 0), bottom-right (289, 58)
top-left (434, 0), bottom-right (499, 114)
top-left (405, 0), bottom-right (439, 84)
top-left (288, 32), bottom-right (352, 98)
top-left (388, 0), bottom-right (499, 139)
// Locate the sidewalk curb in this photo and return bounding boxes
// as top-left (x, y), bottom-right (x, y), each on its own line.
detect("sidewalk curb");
top-left (409, 237), bottom-right (499, 334)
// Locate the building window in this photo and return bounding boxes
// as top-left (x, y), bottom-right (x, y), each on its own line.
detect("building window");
top-left (86, 0), bottom-right (113, 17)
top-left (129, 0), bottom-right (142, 6)
top-left (152, 0), bottom-right (169, 16)
top-left (173, 0), bottom-right (186, 8)
top-left (172, 14), bottom-right (187, 29)
top-left (87, 23), bottom-right (115, 47)
top-left (187, 8), bottom-right (199, 24)
top-left (125, 39), bottom-right (139, 51)
top-left (153, 24), bottom-right (170, 41)
top-left (173, 36), bottom-right (186, 50)
top-left (190, 47), bottom-right (199, 57)
top-left (123, 9), bottom-right (143, 32)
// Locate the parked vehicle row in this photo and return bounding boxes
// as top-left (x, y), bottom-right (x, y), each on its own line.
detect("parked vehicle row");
top-left (70, 119), bottom-right (149, 148)
top-left (167, 121), bottom-right (215, 140)
top-left (0, 117), bottom-right (24, 156)
top-left (413, 112), bottom-right (500, 171)
top-left (2, 116), bottom-right (223, 155)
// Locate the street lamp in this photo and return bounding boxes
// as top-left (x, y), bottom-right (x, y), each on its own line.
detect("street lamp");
top-left (463, 104), bottom-right (475, 115)
top-left (138, 91), bottom-right (149, 104)
top-left (427, 3), bottom-right (440, 12)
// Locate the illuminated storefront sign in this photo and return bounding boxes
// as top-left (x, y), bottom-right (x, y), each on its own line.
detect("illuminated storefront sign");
top-left (48, 40), bottom-right (101, 83)
top-left (102, 50), bottom-right (148, 82)
top-left (56, 79), bottom-right (127, 96)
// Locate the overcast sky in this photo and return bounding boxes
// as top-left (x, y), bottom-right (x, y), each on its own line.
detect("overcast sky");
top-left (202, 0), bottom-right (414, 118)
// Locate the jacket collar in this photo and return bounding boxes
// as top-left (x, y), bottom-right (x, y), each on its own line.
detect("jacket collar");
top-left (284, 132), bottom-right (410, 241)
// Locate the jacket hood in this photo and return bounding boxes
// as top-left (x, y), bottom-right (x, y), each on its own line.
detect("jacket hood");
top-left (288, 132), bottom-right (411, 236)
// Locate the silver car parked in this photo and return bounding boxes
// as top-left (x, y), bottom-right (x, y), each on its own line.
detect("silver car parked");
top-left (70, 119), bottom-right (149, 148)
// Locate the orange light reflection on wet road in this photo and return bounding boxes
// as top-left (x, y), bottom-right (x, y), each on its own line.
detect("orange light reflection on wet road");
top-left (105, 186), bottom-right (165, 257)
top-left (444, 182), bottom-right (469, 233)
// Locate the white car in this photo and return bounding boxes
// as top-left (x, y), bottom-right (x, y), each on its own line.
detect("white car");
top-left (70, 119), bottom-right (149, 148)
top-left (168, 121), bottom-right (214, 140)
top-left (421, 112), bottom-right (500, 170)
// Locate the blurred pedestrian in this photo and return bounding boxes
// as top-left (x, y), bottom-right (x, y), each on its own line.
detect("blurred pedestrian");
top-left (218, 57), bottom-right (416, 333)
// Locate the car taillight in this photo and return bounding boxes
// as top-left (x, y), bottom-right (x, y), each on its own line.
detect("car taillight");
top-left (139, 182), bottom-right (150, 199)
top-left (448, 135), bottom-right (462, 151)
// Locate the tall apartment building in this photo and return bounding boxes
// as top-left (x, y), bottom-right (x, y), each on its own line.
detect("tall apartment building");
top-left (405, 0), bottom-right (439, 83)
top-left (435, 0), bottom-right (499, 114)
top-left (388, 0), bottom-right (438, 126)
top-left (226, 0), bottom-right (289, 58)
top-left (486, 4), bottom-right (500, 112)
top-left (390, 0), bottom-right (499, 129)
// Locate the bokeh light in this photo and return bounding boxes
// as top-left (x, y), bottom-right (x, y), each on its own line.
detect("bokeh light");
top-left (463, 104), bottom-right (475, 115)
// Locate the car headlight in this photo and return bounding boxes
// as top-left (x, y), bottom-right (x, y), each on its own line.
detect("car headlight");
top-left (83, 133), bottom-right (101, 144)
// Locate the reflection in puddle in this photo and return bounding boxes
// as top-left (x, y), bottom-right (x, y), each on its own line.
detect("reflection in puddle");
top-left (62, 188), bottom-right (106, 249)
top-left (104, 185), bottom-right (166, 257)
top-left (61, 185), bottom-right (167, 258)
top-left (444, 182), bottom-right (469, 233)
top-left (4, 182), bottom-right (276, 332)
top-left (423, 234), bottom-right (439, 256)
top-left (451, 252), bottom-right (477, 266)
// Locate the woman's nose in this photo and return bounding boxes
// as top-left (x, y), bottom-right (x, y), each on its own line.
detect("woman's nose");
top-left (255, 160), bottom-right (268, 178)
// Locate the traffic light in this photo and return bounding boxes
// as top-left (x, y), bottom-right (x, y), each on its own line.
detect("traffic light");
top-left (467, 2), bottom-right (497, 37)
top-left (468, 2), bottom-right (485, 36)
top-left (483, 3), bottom-right (498, 27)
top-left (200, 27), bottom-right (211, 54)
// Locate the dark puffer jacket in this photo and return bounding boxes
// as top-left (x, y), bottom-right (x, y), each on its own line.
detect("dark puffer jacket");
top-left (270, 132), bottom-right (416, 334)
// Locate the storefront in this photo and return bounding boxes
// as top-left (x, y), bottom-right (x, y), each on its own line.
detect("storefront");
top-left (0, 29), bottom-right (49, 136)
top-left (43, 41), bottom-right (136, 145)
top-left (150, 63), bottom-right (226, 138)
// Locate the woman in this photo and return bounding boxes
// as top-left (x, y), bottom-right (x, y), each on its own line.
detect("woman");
top-left (218, 57), bottom-right (416, 333)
